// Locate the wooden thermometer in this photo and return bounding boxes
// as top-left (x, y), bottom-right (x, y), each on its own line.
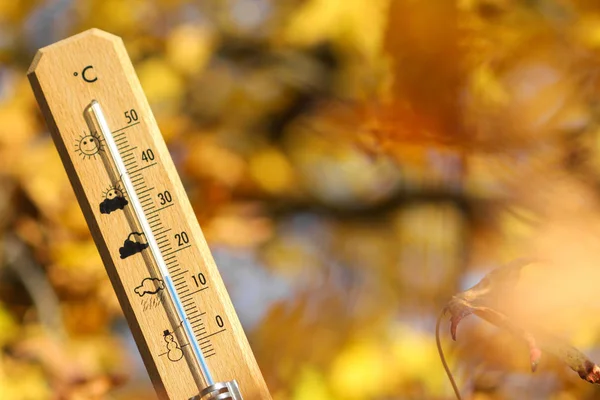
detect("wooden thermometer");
top-left (27, 29), bottom-right (272, 400)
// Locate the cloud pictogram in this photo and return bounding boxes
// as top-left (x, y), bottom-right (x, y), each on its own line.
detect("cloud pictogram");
top-left (135, 277), bottom-right (165, 297)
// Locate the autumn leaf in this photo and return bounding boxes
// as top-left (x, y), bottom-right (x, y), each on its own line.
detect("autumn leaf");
top-left (438, 259), bottom-right (600, 400)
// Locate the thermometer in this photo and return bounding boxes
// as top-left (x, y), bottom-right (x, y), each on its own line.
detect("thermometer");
top-left (27, 29), bottom-right (272, 400)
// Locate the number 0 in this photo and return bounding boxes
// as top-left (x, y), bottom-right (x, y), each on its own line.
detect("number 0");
top-left (216, 315), bottom-right (224, 328)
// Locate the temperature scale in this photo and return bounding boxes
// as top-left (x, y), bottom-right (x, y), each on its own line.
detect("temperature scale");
top-left (27, 29), bottom-right (272, 400)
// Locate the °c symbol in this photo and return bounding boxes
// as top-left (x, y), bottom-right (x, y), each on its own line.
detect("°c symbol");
top-left (75, 65), bottom-right (97, 83)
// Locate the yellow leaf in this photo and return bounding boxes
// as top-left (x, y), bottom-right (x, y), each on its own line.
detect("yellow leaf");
top-left (292, 367), bottom-right (333, 400)
top-left (137, 58), bottom-right (184, 109)
top-left (0, 104), bottom-right (38, 147)
top-left (15, 142), bottom-right (75, 221)
top-left (0, 359), bottom-right (50, 400)
top-left (249, 147), bottom-right (295, 195)
top-left (50, 240), bottom-right (103, 273)
top-left (390, 326), bottom-right (446, 392)
top-left (185, 136), bottom-right (245, 187)
top-left (83, 0), bottom-right (150, 34)
top-left (0, 304), bottom-right (17, 345)
top-left (284, 0), bottom-right (389, 59)
top-left (329, 340), bottom-right (392, 399)
top-left (575, 14), bottom-right (600, 50)
top-left (469, 64), bottom-right (509, 106)
top-left (166, 25), bottom-right (213, 75)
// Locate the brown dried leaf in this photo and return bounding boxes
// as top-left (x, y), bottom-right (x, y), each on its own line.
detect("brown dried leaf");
top-left (444, 259), bottom-right (600, 386)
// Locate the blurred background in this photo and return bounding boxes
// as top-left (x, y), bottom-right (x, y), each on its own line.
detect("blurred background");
top-left (4, 0), bottom-right (600, 399)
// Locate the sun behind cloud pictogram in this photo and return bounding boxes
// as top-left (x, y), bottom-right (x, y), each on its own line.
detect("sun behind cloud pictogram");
top-left (75, 132), bottom-right (103, 159)
top-left (100, 184), bottom-right (128, 214)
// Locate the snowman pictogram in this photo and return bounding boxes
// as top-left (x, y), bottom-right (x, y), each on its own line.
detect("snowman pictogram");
top-left (162, 329), bottom-right (184, 362)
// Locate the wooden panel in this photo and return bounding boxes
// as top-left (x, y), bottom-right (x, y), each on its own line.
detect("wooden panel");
top-left (28, 29), bottom-right (271, 400)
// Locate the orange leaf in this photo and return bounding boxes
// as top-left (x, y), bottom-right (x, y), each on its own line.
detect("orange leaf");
top-left (440, 259), bottom-right (600, 400)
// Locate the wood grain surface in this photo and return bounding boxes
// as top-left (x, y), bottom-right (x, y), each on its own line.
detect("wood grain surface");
top-left (28, 29), bottom-right (272, 400)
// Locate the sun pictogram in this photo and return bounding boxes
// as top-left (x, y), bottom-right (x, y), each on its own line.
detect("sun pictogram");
top-left (75, 132), bottom-right (102, 159)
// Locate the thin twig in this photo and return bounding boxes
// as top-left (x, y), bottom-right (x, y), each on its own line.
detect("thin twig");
top-left (437, 308), bottom-right (462, 400)
top-left (4, 234), bottom-right (66, 339)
